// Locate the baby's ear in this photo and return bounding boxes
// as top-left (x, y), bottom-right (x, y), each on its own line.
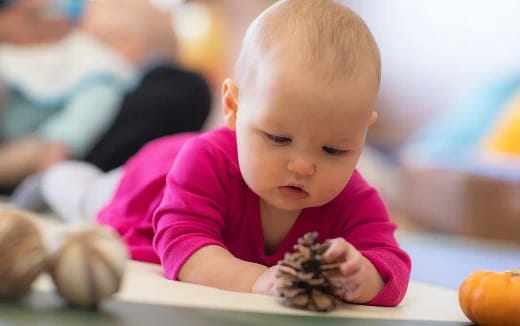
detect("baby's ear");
top-left (222, 79), bottom-right (239, 130)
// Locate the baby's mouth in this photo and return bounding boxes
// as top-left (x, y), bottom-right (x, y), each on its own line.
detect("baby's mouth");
top-left (278, 184), bottom-right (309, 199)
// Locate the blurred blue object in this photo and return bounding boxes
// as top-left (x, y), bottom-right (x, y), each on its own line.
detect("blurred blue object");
top-left (400, 72), bottom-right (520, 180)
top-left (403, 73), bottom-right (520, 160)
top-left (0, 0), bottom-right (84, 18)
top-left (43, 0), bottom-right (85, 21)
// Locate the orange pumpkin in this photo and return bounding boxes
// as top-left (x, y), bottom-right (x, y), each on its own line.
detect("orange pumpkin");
top-left (459, 270), bottom-right (520, 326)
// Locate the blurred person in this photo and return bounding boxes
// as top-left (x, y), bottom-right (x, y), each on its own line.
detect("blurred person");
top-left (0, 0), bottom-right (98, 190)
top-left (80, 0), bottom-right (210, 171)
top-left (1, 0), bottom-right (210, 194)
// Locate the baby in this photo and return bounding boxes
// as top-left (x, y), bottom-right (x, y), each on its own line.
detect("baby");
top-left (42, 0), bottom-right (411, 306)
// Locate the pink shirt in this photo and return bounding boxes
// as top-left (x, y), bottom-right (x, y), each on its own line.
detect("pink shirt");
top-left (97, 127), bottom-right (411, 307)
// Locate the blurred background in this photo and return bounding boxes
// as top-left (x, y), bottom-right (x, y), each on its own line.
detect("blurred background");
top-left (0, 0), bottom-right (519, 288)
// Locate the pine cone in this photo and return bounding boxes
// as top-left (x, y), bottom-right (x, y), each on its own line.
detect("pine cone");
top-left (276, 232), bottom-right (341, 312)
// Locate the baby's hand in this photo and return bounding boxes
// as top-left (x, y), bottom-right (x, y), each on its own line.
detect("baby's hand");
top-left (37, 141), bottom-right (69, 172)
top-left (323, 238), bottom-right (384, 303)
top-left (251, 265), bottom-right (282, 296)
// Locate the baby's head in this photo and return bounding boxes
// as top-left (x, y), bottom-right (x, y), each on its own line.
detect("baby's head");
top-left (222, 0), bottom-right (381, 214)
top-left (0, 0), bottom-right (73, 44)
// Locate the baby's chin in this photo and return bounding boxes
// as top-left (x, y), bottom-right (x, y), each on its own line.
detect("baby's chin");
top-left (262, 196), bottom-right (326, 213)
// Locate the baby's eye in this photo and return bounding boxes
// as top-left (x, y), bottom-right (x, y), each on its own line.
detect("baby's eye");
top-left (265, 133), bottom-right (291, 144)
top-left (322, 146), bottom-right (347, 155)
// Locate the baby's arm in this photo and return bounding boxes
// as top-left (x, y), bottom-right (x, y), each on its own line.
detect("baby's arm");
top-left (37, 77), bottom-right (122, 159)
top-left (0, 136), bottom-right (68, 187)
top-left (152, 135), bottom-right (273, 292)
top-left (329, 173), bottom-right (411, 307)
top-left (36, 140), bottom-right (69, 171)
top-left (179, 245), bottom-right (268, 292)
top-left (0, 136), bottom-right (44, 186)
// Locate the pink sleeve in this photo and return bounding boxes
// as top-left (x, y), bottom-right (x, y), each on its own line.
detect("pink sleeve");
top-left (341, 182), bottom-right (411, 307)
top-left (151, 137), bottom-right (229, 280)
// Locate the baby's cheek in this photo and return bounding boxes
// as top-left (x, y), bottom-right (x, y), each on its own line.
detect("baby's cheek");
top-left (317, 181), bottom-right (345, 204)
top-left (242, 159), bottom-right (273, 190)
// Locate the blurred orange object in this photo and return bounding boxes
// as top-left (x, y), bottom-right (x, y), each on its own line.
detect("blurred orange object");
top-left (174, 1), bottom-right (228, 88)
top-left (459, 269), bottom-right (520, 326)
top-left (483, 91), bottom-right (520, 156)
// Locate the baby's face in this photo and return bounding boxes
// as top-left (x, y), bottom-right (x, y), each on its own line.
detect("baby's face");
top-left (0, 0), bottom-right (72, 44)
top-left (234, 60), bottom-right (378, 214)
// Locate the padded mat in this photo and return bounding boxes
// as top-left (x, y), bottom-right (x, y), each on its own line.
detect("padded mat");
top-left (0, 291), bottom-right (472, 326)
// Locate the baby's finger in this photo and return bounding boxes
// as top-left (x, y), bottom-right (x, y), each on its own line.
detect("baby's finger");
top-left (330, 274), bottom-right (362, 301)
top-left (342, 283), bottom-right (361, 302)
top-left (278, 265), bottom-right (297, 276)
top-left (322, 269), bottom-right (342, 279)
top-left (330, 277), bottom-right (361, 302)
top-left (339, 253), bottom-right (363, 277)
top-left (340, 264), bottom-right (361, 279)
top-left (323, 238), bottom-right (350, 262)
top-left (328, 272), bottom-right (359, 288)
top-left (274, 277), bottom-right (292, 295)
top-left (326, 273), bottom-right (345, 287)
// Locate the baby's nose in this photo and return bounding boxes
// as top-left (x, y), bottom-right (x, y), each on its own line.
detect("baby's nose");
top-left (287, 157), bottom-right (316, 176)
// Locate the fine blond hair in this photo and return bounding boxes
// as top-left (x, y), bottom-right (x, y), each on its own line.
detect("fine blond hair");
top-left (235, 0), bottom-right (380, 87)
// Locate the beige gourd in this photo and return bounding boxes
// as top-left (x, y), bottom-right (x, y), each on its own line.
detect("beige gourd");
top-left (0, 209), bottom-right (47, 298)
top-left (0, 209), bottom-right (128, 308)
top-left (48, 226), bottom-right (128, 308)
